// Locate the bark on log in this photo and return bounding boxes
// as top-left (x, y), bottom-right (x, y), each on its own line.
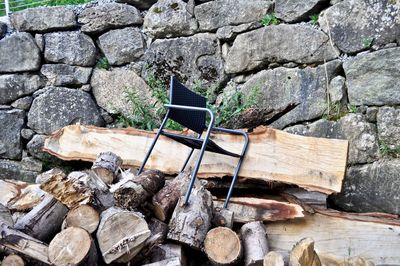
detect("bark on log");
top-left (0, 204), bottom-right (13, 227)
top-left (91, 151), bottom-right (122, 184)
top-left (148, 218), bottom-right (169, 243)
top-left (204, 227), bottom-right (242, 265)
top-left (43, 124), bottom-right (348, 194)
top-left (263, 251), bottom-right (284, 266)
top-left (212, 207), bottom-right (234, 228)
top-left (96, 207), bottom-right (151, 264)
top-left (280, 188), bottom-right (328, 214)
top-left (240, 221), bottom-right (269, 266)
top-left (1, 254), bottom-right (25, 266)
top-left (14, 194), bottom-right (68, 242)
top-left (64, 204), bottom-right (100, 234)
top-left (0, 180), bottom-right (45, 211)
top-left (152, 172), bottom-right (190, 222)
top-left (48, 227), bottom-right (97, 266)
top-left (147, 243), bottom-right (186, 265)
top-left (289, 238), bottom-right (321, 266)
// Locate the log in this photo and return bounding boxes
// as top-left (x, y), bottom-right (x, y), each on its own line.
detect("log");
top-left (1, 254), bottom-right (25, 266)
top-left (96, 207), bottom-right (151, 264)
top-left (110, 170), bottom-right (165, 210)
top-left (263, 251), bottom-right (284, 266)
top-left (204, 227), bottom-right (242, 265)
top-left (35, 168), bottom-right (65, 184)
top-left (213, 197), bottom-right (304, 223)
top-left (280, 188), bottom-right (328, 214)
top-left (289, 238), bottom-right (321, 266)
top-left (48, 227), bottom-right (97, 266)
top-left (142, 257), bottom-right (182, 266)
top-left (240, 221), bottom-right (269, 266)
top-left (152, 171), bottom-right (190, 222)
top-left (43, 124), bottom-right (348, 194)
top-left (14, 194), bottom-right (68, 242)
top-left (64, 204), bottom-right (100, 234)
top-left (147, 243), bottom-right (186, 265)
top-left (148, 218), bottom-right (169, 243)
top-left (265, 209), bottom-right (400, 264)
top-left (212, 207), bottom-right (234, 228)
top-left (0, 204), bottom-right (13, 227)
top-left (0, 221), bottom-right (50, 265)
top-left (0, 180), bottom-right (45, 211)
top-left (91, 151), bottom-right (122, 184)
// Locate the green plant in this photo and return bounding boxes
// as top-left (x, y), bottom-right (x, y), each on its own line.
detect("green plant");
top-left (361, 37), bottom-right (374, 48)
top-left (261, 13), bottom-right (279, 26)
top-left (309, 14), bottom-right (319, 25)
top-left (379, 141), bottom-right (400, 158)
top-left (96, 57), bottom-right (110, 70)
top-left (323, 102), bottom-right (347, 121)
top-left (348, 104), bottom-right (358, 113)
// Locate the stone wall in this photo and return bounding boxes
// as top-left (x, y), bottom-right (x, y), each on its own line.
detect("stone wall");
top-left (0, 0), bottom-right (399, 214)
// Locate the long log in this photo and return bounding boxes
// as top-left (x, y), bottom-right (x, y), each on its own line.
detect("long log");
top-left (43, 124), bottom-right (348, 194)
top-left (204, 227), bottom-right (242, 265)
top-left (240, 221), bottom-right (269, 266)
top-left (0, 180), bottom-right (45, 211)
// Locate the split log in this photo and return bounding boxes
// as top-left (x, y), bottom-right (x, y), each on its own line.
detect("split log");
top-left (14, 194), bottom-right (68, 242)
top-left (213, 197), bottom-right (304, 223)
top-left (152, 171), bottom-right (190, 222)
top-left (289, 238), bottom-right (321, 266)
top-left (147, 243), bottom-right (186, 265)
top-left (110, 170), bottom-right (164, 210)
top-left (48, 227), bottom-right (97, 266)
top-left (148, 218), bottom-right (169, 243)
top-left (0, 204), bottom-right (13, 227)
top-left (204, 227), bottom-right (242, 265)
top-left (35, 168), bottom-right (65, 184)
top-left (96, 207), bottom-right (151, 264)
top-left (43, 124), bottom-right (348, 194)
top-left (263, 251), bottom-right (284, 266)
top-left (64, 204), bottom-right (100, 234)
top-left (142, 257), bottom-right (182, 266)
top-left (240, 221), bottom-right (269, 266)
top-left (265, 209), bottom-right (400, 264)
top-left (91, 151), bottom-right (122, 184)
top-left (1, 254), bottom-right (25, 266)
top-left (0, 221), bottom-right (50, 265)
top-left (212, 207), bottom-right (234, 228)
top-left (0, 180), bottom-right (45, 211)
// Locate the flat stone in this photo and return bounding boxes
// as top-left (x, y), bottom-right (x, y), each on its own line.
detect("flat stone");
top-left (0, 159), bottom-right (38, 182)
top-left (98, 27), bottom-right (145, 66)
top-left (0, 33), bottom-right (41, 73)
top-left (143, 0), bottom-right (197, 39)
top-left (21, 156), bottom-right (42, 172)
top-left (0, 109), bottom-right (25, 160)
top-left (40, 64), bottom-right (92, 86)
top-left (78, 3), bottom-right (143, 34)
top-left (194, 0), bottom-right (272, 31)
top-left (377, 107), bottom-right (400, 151)
top-left (21, 128), bottom-right (35, 140)
top-left (27, 87), bottom-right (104, 134)
top-left (275, 0), bottom-right (326, 23)
top-left (0, 74), bottom-right (45, 104)
top-left (343, 48), bottom-right (400, 106)
top-left (319, 0), bottom-right (400, 53)
top-left (216, 22), bottom-right (261, 41)
top-left (115, 0), bottom-right (157, 9)
top-left (11, 96), bottom-right (33, 110)
top-left (44, 31), bottom-right (97, 67)
top-left (11, 6), bottom-right (77, 33)
top-left (328, 75), bottom-right (345, 103)
top-left (225, 25), bottom-right (339, 74)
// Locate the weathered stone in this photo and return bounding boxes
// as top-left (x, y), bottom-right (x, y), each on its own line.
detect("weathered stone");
top-left (27, 134), bottom-right (57, 162)
top-left (115, 0), bottom-right (157, 9)
top-left (91, 68), bottom-right (154, 116)
top-left (285, 114), bottom-right (379, 164)
top-left (44, 31), bottom-right (97, 67)
top-left (0, 22), bottom-right (6, 39)
top-left (143, 0), bottom-right (197, 39)
top-left (331, 160), bottom-right (400, 215)
top-left (225, 25), bottom-right (339, 74)
top-left (21, 128), bottom-right (35, 140)
top-left (377, 107), bottom-right (400, 151)
top-left (328, 75), bottom-right (345, 102)
top-left (143, 33), bottom-right (226, 87)
top-left (0, 74), bottom-right (45, 104)
top-left (216, 22), bottom-right (261, 41)
top-left (11, 96), bottom-right (33, 110)
top-left (0, 33), bottom-right (41, 73)
top-left (240, 60), bottom-right (341, 129)
top-left (40, 64), bottom-right (92, 86)
top-left (194, 0), bottom-right (272, 31)
top-left (0, 159), bottom-right (38, 182)
top-left (35, 34), bottom-right (44, 52)
top-left (11, 6), bottom-right (77, 32)
top-left (343, 48), bottom-right (400, 106)
top-left (275, 0), bottom-right (326, 23)
top-left (78, 3), bottom-right (143, 34)
top-left (98, 27), bottom-right (145, 66)
top-left (366, 107), bottom-right (378, 123)
top-left (27, 87), bottom-right (104, 134)
top-left (0, 109), bottom-right (24, 160)
top-left (21, 156), bottom-right (42, 173)
top-left (319, 0), bottom-right (400, 53)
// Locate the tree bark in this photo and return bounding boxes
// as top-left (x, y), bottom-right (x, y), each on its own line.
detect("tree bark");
top-left (64, 204), bottom-right (100, 234)
top-left (0, 203), bottom-right (13, 227)
top-left (212, 207), bottom-right (234, 228)
top-left (148, 217), bottom-right (169, 243)
top-left (289, 238), bottom-right (321, 266)
top-left (240, 221), bottom-right (269, 266)
top-left (91, 151), bottom-right (122, 184)
top-left (204, 227), bottom-right (242, 265)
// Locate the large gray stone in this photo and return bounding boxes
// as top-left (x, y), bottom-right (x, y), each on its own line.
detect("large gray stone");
top-left (377, 107), bottom-right (400, 151)
top-left (331, 159), bottom-right (400, 215)
top-left (0, 159), bottom-right (39, 182)
top-left (44, 31), bottom-right (97, 67)
top-left (27, 87), bottom-right (104, 134)
top-left (343, 48), bottom-right (400, 106)
top-left (0, 33), bottom-right (41, 73)
top-left (0, 109), bottom-right (24, 160)
top-left (319, 0), bottom-right (400, 53)
top-left (11, 6), bottom-right (77, 32)
top-left (40, 64), bottom-right (92, 86)
top-left (216, 22), bottom-right (261, 41)
top-left (91, 68), bottom-right (154, 116)
top-left (115, 0), bottom-right (157, 9)
top-left (194, 0), bottom-right (272, 31)
top-left (27, 134), bottom-right (60, 163)
top-left (285, 114), bottom-right (379, 164)
top-left (225, 25), bottom-right (339, 74)
top-left (143, 0), bottom-right (197, 39)
top-left (275, 0), bottom-right (326, 22)
top-left (240, 60), bottom-right (341, 129)
top-left (98, 27), bottom-right (145, 66)
top-left (78, 3), bottom-right (143, 34)
top-left (143, 33), bottom-right (226, 87)
top-left (0, 74), bottom-right (45, 104)
top-left (11, 96), bottom-right (33, 110)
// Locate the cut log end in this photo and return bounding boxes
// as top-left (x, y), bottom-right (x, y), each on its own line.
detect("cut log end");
top-left (1, 254), bottom-right (25, 266)
top-left (91, 151), bottom-right (123, 184)
top-left (65, 204), bottom-right (100, 234)
top-left (204, 227), bottom-right (242, 265)
top-left (290, 237), bottom-right (321, 266)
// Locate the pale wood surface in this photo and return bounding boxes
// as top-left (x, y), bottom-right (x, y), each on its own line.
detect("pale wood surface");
top-left (1, 254), bottom-right (25, 266)
top-left (240, 221), bottom-right (269, 266)
top-left (0, 180), bottom-right (45, 211)
top-left (204, 227), bottom-right (242, 265)
top-left (290, 237), bottom-right (321, 266)
top-left (44, 124), bottom-right (348, 194)
top-left (263, 251), bottom-right (285, 266)
top-left (65, 204), bottom-right (99, 234)
top-left (265, 209), bottom-right (400, 264)
top-left (91, 151), bottom-right (122, 184)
